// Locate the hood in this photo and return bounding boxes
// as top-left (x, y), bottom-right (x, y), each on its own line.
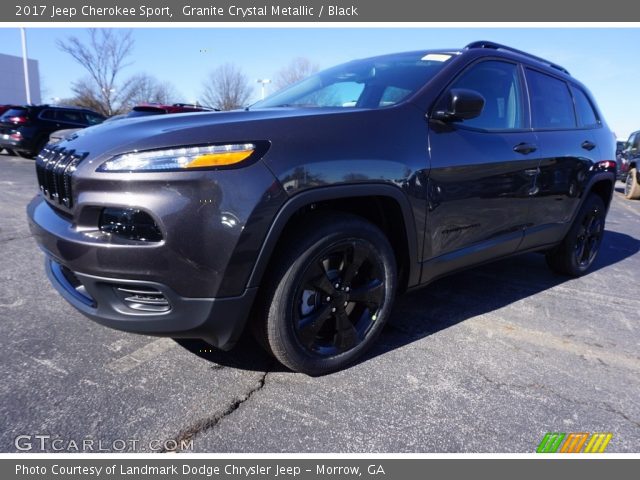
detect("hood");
top-left (57, 107), bottom-right (365, 160)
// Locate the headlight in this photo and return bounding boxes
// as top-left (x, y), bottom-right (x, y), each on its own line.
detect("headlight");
top-left (97, 143), bottom-right (256, 172)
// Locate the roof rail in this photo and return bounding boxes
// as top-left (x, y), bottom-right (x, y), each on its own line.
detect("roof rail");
top-left (465, 41), bottom-right (570, 75)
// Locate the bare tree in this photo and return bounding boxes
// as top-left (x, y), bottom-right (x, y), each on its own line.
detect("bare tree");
top-left (63, 79), bottom-right (106, 112)
top-left (123, 74), bottom-right (178, 108)
top-left (57, 29), bottom-right (134, 116)
top-left (274, 57), bottom-right (319, 90)
top-left (201, 64), bottom-right (253, 111)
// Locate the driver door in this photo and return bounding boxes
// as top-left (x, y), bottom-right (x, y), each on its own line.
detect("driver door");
top-left (422, 59), bottom-right (540, 282)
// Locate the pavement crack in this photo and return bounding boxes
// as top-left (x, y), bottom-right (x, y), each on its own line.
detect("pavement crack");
top-left (162, 370), bottom-right (269, 452)
top-left (602, 402), bottom-right (640, 429)
top-left (0, 234), bottom-right (34, 244)
top-left (476, 369), bottom-right (640, 430)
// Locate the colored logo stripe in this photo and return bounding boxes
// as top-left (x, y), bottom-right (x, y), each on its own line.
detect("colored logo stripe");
top-left (560, 433), bottom-right (589, 453)
top-left (537, 433), bottom-right (566, 453)
top-left (584, 433), bottom-right (613, 453)
top-left (537, 432), bottom-right (613, 453)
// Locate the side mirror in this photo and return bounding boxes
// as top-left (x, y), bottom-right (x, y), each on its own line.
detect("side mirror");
top-left (432, 88), bottom-right (485, 122)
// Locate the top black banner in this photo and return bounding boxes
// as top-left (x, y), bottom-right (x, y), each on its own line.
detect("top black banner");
top-left (5, 0), bottom-right (640, 22)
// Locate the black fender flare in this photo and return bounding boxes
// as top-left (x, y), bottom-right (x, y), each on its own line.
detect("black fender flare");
top-left (246, 183), bottom-right (421, 290)
top-left (581, 171), bottom-right (616, 213)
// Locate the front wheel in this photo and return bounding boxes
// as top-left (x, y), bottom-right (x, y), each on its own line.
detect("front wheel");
top-left (546, 193), bottom-right (606, 276)
top-left (258, 213), bottom-right (397, 375)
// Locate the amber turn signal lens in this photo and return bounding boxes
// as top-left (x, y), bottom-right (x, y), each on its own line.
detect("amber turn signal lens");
top-left (187, 149), bottom-right (254, 168)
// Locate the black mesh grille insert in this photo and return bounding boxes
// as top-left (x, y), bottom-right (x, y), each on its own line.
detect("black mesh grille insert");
top-left (35, 146), bottom-right (88, 208)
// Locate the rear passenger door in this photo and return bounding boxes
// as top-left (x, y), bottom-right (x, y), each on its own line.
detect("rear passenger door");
top-left (423, 59), bottom-right (541, 281)
top-left (520, 68), bottom-right (601, 249)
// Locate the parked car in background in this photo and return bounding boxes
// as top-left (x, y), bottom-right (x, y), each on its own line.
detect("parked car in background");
top-left (616, 140), bottom-right (627, 180)
top-left (126, 103), bottom-right (214, 117)
top-left (0, 105), bottom-right (17, 154)
top-left (622, 130), bottom-right (640, 199)
top-left (48, 104), bottom-right (213, 145)
top-left (0, 105), bottom-right (105, 158)
top-left (28, 41), bottom-right (616, 375)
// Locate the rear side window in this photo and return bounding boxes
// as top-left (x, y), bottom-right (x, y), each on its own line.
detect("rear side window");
top-left (526, 69), bottom-right (576, 129)
top-left (57, 109), bottom-right (84, 124)
top-left (449, 60), bottom-right (524, 130)
top-left (571, 85), bottom-right (599, 128)
top-left (40, 109), bottom-right (57, 120)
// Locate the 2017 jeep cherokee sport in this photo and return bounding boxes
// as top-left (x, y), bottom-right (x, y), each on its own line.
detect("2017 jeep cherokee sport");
top-left (27, 42), bottom-right (616, 375)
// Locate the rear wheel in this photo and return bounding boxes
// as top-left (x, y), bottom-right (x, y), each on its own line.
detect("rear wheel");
top-left (624, 168), bottom-right (640, 199)
top-left (257, 213), bottom-right (397, 375)
top-left (546, 193), bottom-right (606, 276)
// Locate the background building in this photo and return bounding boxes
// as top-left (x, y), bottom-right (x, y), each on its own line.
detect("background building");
top-left (0, 52), bottom-right (41, 104)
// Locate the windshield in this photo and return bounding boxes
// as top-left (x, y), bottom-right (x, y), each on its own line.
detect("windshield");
top-left (253, 52), bottom-right (454, 110)
top-left (127, 107), bottom-right (166, 118)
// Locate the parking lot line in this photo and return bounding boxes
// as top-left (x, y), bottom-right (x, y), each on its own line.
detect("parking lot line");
top-left (469, 317), bottom-right (640, 375)
top-left (106, 337), bottom-right (177, 374)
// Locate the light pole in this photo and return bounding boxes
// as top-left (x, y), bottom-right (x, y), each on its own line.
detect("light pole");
top-left (257, 79), bottom-right (271, 100)
top-left (20, 28), bottom-right (31, 104)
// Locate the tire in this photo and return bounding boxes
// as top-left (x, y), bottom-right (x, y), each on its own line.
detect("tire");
top-left (546, 193), bottom-right (606, 277)
top-left (624, 168), bottom-right (640, 200)
top-left (256, 212), bottom-right (397, 375)
top-left (17, 151), bottom-right (37, 159)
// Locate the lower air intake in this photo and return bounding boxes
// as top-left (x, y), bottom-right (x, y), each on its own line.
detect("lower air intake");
top-left (114, 286), bottom-right (171, 312)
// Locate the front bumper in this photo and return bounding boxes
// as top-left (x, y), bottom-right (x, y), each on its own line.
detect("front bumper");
top-left (27, 194), bottom-right (263, 349)
top-left (43, 257), bottom-right (257, 348)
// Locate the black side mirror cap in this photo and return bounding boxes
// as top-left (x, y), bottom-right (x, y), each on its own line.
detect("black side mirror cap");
top-left (431, 88), bottom-right (485, 122)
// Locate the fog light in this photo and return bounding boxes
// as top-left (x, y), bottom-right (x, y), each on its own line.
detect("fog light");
top-left (99, 208), bottom-right (162, 242)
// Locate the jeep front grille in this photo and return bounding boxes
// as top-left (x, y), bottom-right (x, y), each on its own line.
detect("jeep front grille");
top-left (35, 147), bottom-right (88, 208)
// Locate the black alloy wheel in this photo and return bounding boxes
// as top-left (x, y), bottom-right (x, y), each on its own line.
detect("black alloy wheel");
top-left (546, 193), bottom-right (606, 276)
top-left (573, 204), bottom-right (604, 269)
top-left (258, 212), bottom-right (397, 375)
top-left (294, 240), bottom-right (385, 357)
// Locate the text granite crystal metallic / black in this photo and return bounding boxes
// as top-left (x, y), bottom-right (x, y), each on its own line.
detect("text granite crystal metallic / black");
top-left (27, 41), bottom-right (617, 375)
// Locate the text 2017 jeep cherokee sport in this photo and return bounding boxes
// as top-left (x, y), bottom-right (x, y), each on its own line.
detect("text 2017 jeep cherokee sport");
top-left (27, 42), bottom-right (616, 375)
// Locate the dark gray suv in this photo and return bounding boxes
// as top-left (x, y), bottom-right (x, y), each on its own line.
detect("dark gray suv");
top-left (27, 42), bottom-right (616, 374)
top-left (0, 105), bottom-right (105, 158)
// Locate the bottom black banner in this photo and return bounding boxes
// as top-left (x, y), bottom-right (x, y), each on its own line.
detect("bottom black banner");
top-left (2, 458), bottom-right (638, 479)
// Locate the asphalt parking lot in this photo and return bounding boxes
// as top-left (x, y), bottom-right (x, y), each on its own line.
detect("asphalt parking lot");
top-left (1, 151), bottom-right (639, 453)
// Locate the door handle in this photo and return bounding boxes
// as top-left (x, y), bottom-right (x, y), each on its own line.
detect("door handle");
top-left (513, 142), bottom-right (537, 155)
top-left (581, 140), bottom-right (597, 151)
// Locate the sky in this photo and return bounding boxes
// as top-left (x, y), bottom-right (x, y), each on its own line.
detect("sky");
top-left (0, 27), bottom-right (639, 138)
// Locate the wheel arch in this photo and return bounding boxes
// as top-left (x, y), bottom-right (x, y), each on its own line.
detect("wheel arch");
top-left (588, 177), bottom-right (615, 210)
top-left (246, 184), bottom-right (421, 293)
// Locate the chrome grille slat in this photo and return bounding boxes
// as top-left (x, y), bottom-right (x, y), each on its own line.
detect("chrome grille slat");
top-left (35, 146), bottom-right (88, 208)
